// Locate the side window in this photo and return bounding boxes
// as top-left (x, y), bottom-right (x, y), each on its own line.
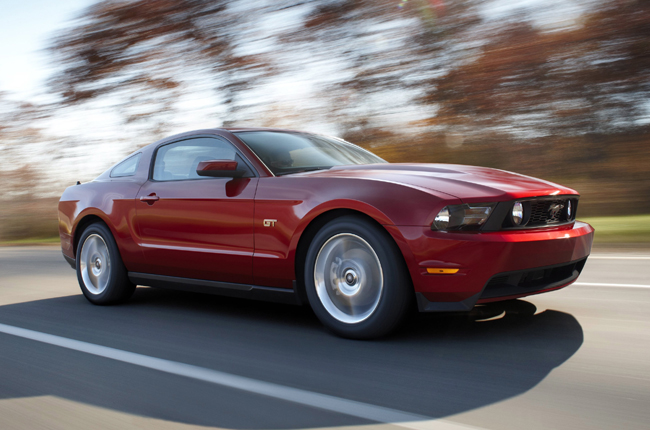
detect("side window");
top-left (111, 153), bottom-right (141, 178)
top-left (153, 137), bottom-right (238, 181)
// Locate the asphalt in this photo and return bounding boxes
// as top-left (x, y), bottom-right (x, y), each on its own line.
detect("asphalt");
top-left (0, 246), bottom-right (648, 429)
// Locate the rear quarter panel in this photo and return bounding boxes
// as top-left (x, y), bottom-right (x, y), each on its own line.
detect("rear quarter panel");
top-left (58, 180), bottom-right (146, 270)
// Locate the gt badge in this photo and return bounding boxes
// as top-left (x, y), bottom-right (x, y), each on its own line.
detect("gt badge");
top-left (263, 219), bottom-right (277, 227)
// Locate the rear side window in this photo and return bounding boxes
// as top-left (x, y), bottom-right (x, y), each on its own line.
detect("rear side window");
top-left (111, 153), bottom-right (141, 178)
top-left (153, 137), bottom-right (238, 181)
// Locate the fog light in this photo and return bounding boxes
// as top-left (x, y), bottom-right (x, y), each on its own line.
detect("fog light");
top-left (512, 202), bottom-right (524, 225)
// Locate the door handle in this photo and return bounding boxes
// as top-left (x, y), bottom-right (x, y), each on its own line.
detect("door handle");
top-left (140, 193), bottom-right (159, 205)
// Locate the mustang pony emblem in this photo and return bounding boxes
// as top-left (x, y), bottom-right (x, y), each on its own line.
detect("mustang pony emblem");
top-left (548, 203), bottom-right (565, 219)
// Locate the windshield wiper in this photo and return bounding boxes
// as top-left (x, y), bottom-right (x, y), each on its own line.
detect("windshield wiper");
top-left (276, 166), bottom-right (332, 176)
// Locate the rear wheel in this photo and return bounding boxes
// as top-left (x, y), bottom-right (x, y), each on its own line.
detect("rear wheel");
top-left (304, 216), bottom-right (412, 339)
top-left (76, 222), bottom-right (135, 305)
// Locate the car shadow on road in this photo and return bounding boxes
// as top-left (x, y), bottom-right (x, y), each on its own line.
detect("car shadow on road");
top-left (0, 287), bottom-right (583, 429)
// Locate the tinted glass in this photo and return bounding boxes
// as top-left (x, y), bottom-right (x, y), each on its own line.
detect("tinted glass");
top-left (234, 131), bottom-right (386, 176)
top-left (153, 137), bottom-right (237, 181)
top-left (111, 153), bottom-right (141, 178)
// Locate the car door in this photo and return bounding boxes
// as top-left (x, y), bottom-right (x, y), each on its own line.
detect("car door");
top-left (134, 136), bottom-right (258, 284)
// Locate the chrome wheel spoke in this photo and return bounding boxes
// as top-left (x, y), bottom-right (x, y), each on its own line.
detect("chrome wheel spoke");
top-left (314, 233), bottom-right (383, 324)
top-left (80, 234), bottom-right (111, 295)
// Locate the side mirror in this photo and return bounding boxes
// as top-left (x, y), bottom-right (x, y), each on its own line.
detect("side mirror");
top-left (196, 160), bottom-right (244, 178)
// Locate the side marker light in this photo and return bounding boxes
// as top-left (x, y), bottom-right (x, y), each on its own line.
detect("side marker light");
top-left (427, 268), bottom-right (460, 274)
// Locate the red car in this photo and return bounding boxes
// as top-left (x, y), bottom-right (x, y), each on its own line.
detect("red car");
top-left (59, 128), bottom-right (594, 338)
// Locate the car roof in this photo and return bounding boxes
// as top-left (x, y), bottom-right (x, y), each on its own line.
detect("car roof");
top-left (221, 127), bottom-right (312, 134)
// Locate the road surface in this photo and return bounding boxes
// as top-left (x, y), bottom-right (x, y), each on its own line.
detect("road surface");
top-left (0, 246), bottom-right (648, 429)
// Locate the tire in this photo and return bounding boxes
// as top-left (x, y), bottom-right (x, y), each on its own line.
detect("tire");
top-left (76, 222), bottom-right (136, 305)
top-left (304, 215), bottom-right (412, 339)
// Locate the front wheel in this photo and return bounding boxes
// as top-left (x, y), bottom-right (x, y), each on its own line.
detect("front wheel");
top-left (76, 222), bottom-right (135, 305)
top-left (304, 216), bottom-right (412, 339)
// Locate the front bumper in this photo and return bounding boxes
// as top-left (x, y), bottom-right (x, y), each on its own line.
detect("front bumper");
top-left (387, 221), bottom-right (594, 311)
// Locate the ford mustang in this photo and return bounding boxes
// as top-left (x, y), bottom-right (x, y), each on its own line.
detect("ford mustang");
top-left (58, 128), bottom-right (594, 338)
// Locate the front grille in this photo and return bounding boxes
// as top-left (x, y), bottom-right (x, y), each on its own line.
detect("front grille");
top-left (528, 199), bottom-right (566, 226)
top-left (492, 196), bottom-right (578, 230)
top-left (480, 258), bottom-right (587, 300)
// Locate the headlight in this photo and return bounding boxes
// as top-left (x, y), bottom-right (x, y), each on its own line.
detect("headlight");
top-left (431, 203), bottom-right (497, 231)
top-left (433, 207), bottom-right (450, 230)
top-left (511, 201), bottom-right (524, 225)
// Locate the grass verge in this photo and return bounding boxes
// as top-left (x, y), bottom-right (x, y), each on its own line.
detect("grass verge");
top-left (580, 214), bottom-right (650, 243)
top-left (0, 237), bottom-right (60, 246)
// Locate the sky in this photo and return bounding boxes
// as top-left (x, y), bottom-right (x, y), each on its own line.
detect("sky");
top-left (0, 0), bottom-right (95, 101)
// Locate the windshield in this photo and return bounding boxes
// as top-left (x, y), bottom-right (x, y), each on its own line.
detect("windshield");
top-left (234, 131), bottom-right (387, 176)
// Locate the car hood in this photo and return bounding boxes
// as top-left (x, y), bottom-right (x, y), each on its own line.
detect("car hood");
top-left (295, 163), bottom-right (578, 201)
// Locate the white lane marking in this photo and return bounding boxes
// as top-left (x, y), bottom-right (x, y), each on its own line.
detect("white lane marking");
top-left (588, 256), bottom-right (650, 260)
top-left (574, 282), bottom-right (650, 289)
top-left (0, 323), bottom-right (481, 430)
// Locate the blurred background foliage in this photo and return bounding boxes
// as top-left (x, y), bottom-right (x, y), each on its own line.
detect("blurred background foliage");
top-left (0, 0), bottom-right (649, 242)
